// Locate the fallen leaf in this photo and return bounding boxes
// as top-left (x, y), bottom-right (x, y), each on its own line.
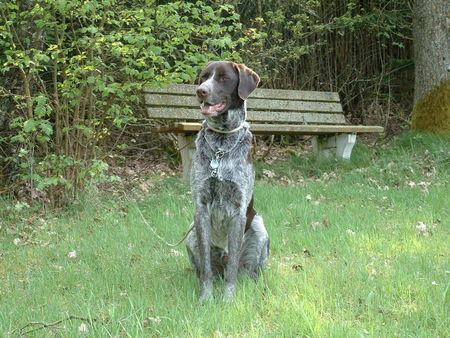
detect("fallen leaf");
top-left (170, 249), bottom-right (182, 257)
top-left (292, 263), bottom-right (303, 271)
top-left (418, 181), bottom-right (430, 193)
top-left (310, 221), bottom-right (321, 229)
top-left (279, 176), bottom-right (291, 185)
top-left (303, 248), bottom-right (312, 257)
top-left (262, 169), bottom-right (276, 178)
top-left (79, 323), bottom-right (88, 334)
top-left (415, 221), bottom-right (431, 236)
top-left (139, 180), bottom-right (154, 192)
top-left (143, 316), bottom-right (162, 326)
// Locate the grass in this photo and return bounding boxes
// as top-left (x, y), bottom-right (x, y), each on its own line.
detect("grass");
top-left (1, 132), bottom-right (449, 337)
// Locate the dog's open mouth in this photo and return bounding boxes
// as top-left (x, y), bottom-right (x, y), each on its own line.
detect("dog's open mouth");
top-left (200, 101), bottom-right (226, 115)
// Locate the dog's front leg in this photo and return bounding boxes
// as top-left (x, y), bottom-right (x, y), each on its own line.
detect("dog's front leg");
top-left (224, 214), bottom-right (245, 301)
top-left (195, 208), bottom-right (213, 301)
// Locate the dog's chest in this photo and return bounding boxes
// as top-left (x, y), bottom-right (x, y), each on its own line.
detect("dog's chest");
top-left (207, 180), bottom-right (242, 251)
top-left (191, 127), bottom-right (255, 251)
top-left (193, 129), bottom-right (253, 185)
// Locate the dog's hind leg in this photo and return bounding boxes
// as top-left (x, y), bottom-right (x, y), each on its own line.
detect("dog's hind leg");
top-left (239, 215), bottom-right (270, 279)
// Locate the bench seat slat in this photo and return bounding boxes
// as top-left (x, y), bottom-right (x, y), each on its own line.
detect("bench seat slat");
top-left (145, 94), bottom-right (343, 113)
top-left (145, 84), bottom-right (340, 102)
top-left (152, 122), bottom-right (384, 135)
top-left (146, 108), bottom-right (347, 124)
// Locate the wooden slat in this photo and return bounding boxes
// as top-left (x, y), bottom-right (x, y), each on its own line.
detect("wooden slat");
top-left (248, 111), bottom-right (345, 124)
top-left (147, 107), bottom-right (347, 124)
top-left (254, 88), bottom-right (339, 102)
top-left (152, 122), bottom-right (384, 135)
top-left (144, 84), bottom-right (340, 102)
top-left (249, 124), bottom-right (384, 135)
top-left (145, 94), bottom-right (343, 113)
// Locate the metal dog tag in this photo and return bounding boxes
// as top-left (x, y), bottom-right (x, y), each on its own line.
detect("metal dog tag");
top-left (210, 158), bottom-right (219, 169)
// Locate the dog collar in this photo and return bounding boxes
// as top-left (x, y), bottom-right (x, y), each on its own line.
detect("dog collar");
top-left (206, 122), bottom-right (247, 134)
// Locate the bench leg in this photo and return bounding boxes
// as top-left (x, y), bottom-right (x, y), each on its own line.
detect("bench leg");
top-left (177, 134), bottom-right (197, 182)
top-left (312, 133), bottom-right (357, 160)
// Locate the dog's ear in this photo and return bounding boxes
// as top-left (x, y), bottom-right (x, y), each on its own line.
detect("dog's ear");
top-left (234, 63), bottom-right (260, 100)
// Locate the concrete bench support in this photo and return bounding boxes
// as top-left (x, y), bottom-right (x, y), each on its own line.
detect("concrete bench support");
top-left (177, 134), bottom-right (196, 182)
top-left (312, 133), bottom-right (357, 160)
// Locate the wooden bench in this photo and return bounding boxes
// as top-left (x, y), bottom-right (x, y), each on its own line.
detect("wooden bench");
top-left (145, 84), bottom-right (384, 180)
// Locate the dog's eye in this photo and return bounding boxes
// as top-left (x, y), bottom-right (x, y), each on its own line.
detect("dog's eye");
top-left (219, 75), bottom-right (230, 82)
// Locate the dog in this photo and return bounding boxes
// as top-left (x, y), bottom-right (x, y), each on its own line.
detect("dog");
top-left (186, 61), bottom-right (270, 301)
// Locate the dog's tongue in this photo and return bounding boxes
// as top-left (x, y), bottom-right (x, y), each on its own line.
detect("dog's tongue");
top-left (201, 102), bottom-right (225, 115)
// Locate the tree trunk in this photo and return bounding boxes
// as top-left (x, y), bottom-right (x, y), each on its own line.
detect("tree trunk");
top-left (411, 0), bottom-right (450, 133)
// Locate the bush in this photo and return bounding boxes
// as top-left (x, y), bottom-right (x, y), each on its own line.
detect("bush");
top-left (0, 0), bottom-right (245, 206)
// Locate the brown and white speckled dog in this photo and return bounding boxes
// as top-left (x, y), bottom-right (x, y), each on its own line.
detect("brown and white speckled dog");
top-left (186, 61), bottom-right (270, 301)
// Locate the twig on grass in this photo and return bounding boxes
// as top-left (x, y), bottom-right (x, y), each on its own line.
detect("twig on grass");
top-left (11, 315), bottom-right (97, 336)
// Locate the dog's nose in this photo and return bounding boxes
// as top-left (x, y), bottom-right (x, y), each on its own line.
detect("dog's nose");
top-left (196, 88), bottom-right (208, 99)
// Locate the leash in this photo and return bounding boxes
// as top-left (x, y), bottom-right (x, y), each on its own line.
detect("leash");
top-left (134, 202), bottom-right (194, 247)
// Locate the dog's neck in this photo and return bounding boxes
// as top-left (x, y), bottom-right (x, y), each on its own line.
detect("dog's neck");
top-left (204, 103), bottom-right (246, 133)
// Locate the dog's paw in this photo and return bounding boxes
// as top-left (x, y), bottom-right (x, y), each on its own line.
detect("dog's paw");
top-left (223, 285), bottom-right (236, 302)
top-left (199, 293), bottom-right (214, 303)
top-left (199, 287), bottom-right (213, 302)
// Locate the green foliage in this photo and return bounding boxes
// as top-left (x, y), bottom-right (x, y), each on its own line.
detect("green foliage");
top-left (237, 0), bottom-right (413, 120)
top-left (0, 0), bottom-right (245, 205)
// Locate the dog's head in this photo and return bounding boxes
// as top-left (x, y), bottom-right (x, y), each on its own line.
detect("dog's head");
top-left (196, 61), bottom-right (260, 116)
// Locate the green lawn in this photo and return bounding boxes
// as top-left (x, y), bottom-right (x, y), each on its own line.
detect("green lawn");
top-left (1, 133), bottom-right (449, 337)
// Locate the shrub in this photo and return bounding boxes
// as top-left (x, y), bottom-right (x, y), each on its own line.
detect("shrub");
top-left (0, 0), bottom-right (245, 205)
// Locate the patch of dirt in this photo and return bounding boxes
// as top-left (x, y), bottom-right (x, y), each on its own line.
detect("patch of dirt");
top-left (105, 137), bottom-right (312, 189)
top-left (253, 137), bottom-right (312, 164)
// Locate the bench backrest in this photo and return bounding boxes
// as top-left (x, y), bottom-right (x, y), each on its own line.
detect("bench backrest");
top-left (145, 84), bottom-right (347, 125)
